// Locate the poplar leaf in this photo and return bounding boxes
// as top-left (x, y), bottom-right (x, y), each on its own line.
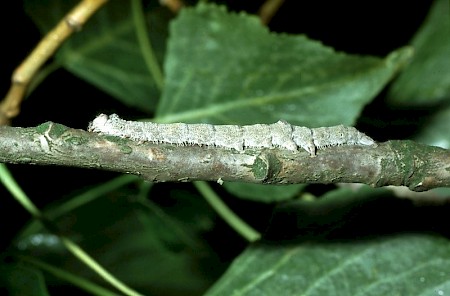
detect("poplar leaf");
top-left (156, 3), bottom-right (412, 127)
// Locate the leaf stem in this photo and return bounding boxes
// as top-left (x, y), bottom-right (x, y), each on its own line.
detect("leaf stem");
top-left (193, 181), bottom-right (261, 242)
top-left (19, 255), bottom-right (121, 296)
top-left (60, 236), bottom-right (144, 296)
top-left (0, 164), bottom-right (143, 296)
top-left (0, 164), bottom-right (41, 218)
top-left (48, 174), bottom-right (140, 218)
top-left (131, 0), bottom-right (164, 91)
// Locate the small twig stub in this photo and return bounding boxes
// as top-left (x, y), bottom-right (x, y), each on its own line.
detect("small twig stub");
top-left (88, 114), bottom-right (377, 156)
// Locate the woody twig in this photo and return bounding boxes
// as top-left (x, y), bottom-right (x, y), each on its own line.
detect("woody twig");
top-left (0, 0), bottom-right (108, 125)
top-left (159, 0), bottom-right (185, 14)
top-left (158, 0), bottom-right (283, 23)
top-left (1, 122), bottom-right (450, 192)
top-left (258, 0), bottom-right (285, 25)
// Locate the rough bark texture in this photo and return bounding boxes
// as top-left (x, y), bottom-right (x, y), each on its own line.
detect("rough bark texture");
top-left (1, 122), bottom-right (449, 191)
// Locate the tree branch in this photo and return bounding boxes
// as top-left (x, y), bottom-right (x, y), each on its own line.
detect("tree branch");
top-left (1, 122), bottom-right (449, 192)
top-left (0, 0), bottom-right (108, 124)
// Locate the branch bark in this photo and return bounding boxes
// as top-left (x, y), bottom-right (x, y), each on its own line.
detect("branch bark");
top-left (0, 0), bottom-right (108, 124)
top-left (1, 122), bottom-right (449, 192)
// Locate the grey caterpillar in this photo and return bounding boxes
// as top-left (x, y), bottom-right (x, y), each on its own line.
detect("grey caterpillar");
top-left (88, 114), bottom-right (377, 156)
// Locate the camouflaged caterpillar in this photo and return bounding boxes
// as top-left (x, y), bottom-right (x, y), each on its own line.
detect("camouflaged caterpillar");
top-left (88, 114), bottom-right (377, 156)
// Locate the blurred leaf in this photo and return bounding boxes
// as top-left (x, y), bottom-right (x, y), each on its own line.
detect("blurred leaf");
top-left (92, 213), bottom-right (211, 295)
top-left (24, 0), bottom-right (169, 112)
top-left (414, 107), bottom-right (450, 149)
top-left (15, 188), bottom-right (219, 296)
top-left (205, 233), bottom-right (450, 296)
top-left (223, 183), bottom-right (304, 203)
top-left (0, 264), bottom-right (50, 296)
top-left (387, 0), bottom-right (450, 106)
top-left (156, 3), bottom-right (412, 126)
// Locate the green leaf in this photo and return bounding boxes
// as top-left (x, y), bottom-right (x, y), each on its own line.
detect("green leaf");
top-left (15, 188), bottom-right (218, 295)
top-left (223, 183), bottom-right (305, 203)
top-left (24, 0), bottom-right (168, 112)
top-left (205, 233), bottom-right (450, 296)
top-left (156, 3), bottom-right (412, 126)
top-left (0, 264), bottom-right (50, 296)
top-left (387, 0), bottom-right (450, 106)
top-left (414, 107), bottom-right (450, 149)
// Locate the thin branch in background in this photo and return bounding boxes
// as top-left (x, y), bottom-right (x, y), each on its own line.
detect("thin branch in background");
top-left (0, 0), bottom-right (109, 125)
top-left (258, 0), bottom-right (285, 25)
top-left (159, 0), bottom-right (184, 14)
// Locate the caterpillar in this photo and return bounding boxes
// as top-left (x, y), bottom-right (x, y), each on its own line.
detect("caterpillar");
top-left (88, 114), bottom-right (377, 156)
